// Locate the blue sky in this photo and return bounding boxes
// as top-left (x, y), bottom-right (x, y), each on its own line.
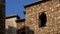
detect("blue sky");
top-left (6, 0), bottom-right (38, 18)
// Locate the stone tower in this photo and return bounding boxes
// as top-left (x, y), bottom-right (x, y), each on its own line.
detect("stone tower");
top-left (25, 0), bottom-right (60, 34)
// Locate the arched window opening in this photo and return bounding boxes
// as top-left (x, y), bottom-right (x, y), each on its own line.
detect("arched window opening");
top-left (39, 12), bottom-right (47, 27)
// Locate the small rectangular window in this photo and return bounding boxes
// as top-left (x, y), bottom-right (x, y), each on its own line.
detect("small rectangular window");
top-left (39, 12), bottom-right (47, 27)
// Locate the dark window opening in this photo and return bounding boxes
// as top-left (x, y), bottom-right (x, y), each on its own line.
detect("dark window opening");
top-left (39, 12), bottom-right (47, 27)
top-left (21, 31), bottom-right (25, 34)
top-left (17, 26), bottom-right (25, 34)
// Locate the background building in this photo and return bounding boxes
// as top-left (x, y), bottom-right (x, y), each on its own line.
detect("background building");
top-left (25, 0), bottom-right (60, 34)
top-left (5, 14), bottom-right (25, 34)
top-left (5, 14), bottom-right (20, 34)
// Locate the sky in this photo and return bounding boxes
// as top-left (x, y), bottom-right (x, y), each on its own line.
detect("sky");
top-left (6, 0), bottom-right (38, 19)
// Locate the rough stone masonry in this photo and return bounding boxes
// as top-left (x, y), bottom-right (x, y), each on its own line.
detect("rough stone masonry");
top-left (25, 0), bottom-right (60, 34)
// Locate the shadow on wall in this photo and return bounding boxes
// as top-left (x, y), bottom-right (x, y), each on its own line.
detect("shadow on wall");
top-left (5, 26), bottom-right (17, 34)
top-left (25, 26), bottom-right (34, 34)
top-left (17, 26), bottom-right (34, 34)
top-left (17, 26), bottom-right (25, 34)
top-left (39, 12), bottom-right (47, 27)
top-left (5, 26), bottom-right (34, 34)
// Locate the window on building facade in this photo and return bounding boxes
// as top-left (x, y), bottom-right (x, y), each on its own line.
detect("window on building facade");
top-left (39, 12), bottom-right (47, 27)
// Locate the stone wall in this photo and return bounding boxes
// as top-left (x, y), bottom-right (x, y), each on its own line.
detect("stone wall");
top-left (25, 0), bottom-right (60, 34)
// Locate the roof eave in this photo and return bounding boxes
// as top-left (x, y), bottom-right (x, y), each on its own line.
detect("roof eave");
top-left (24, 0), bottom-right (51, 8)
top-left (6, 14), bottom-right (20, 19)
top-left (15, 19), bottom-right (25, 22)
